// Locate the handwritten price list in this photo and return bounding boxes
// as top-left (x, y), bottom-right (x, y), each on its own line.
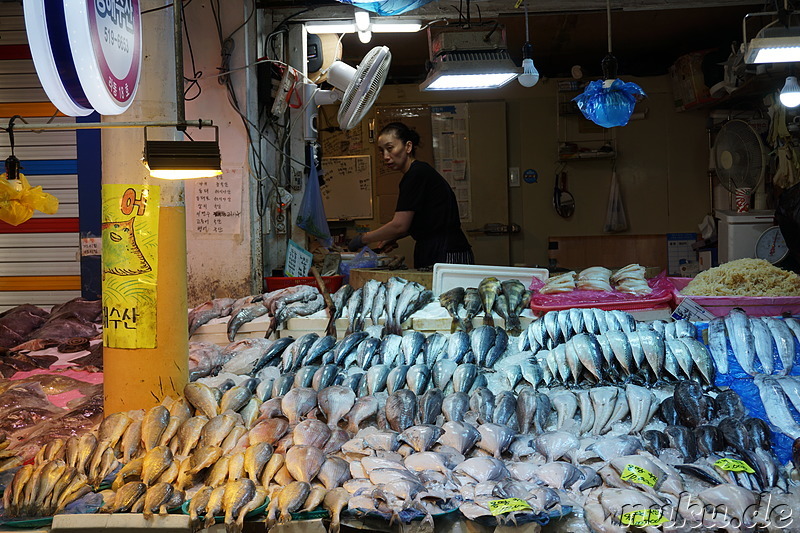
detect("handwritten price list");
top-left (189, 175), bottom-right (242, 234)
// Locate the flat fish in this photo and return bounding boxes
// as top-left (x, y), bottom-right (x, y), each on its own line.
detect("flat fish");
top-left (385, 389), bottom-right (417, 432)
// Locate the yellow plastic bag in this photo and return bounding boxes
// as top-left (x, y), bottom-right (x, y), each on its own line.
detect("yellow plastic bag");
top-left (0, 173), bottom-right (59, 226)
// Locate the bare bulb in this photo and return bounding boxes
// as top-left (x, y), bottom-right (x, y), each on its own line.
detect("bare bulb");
top-left (358, 30), bottom-right (372, 43)
top-left (781, 76), bottom-right (800, 108)
top-left (518, 58), bottom-right (540, 88)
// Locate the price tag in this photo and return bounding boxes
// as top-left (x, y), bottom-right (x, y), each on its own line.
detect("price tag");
top-left (671, 297), bottom-right (715, 321)
top-left (80, 237), bottom-right (101, 256)
top-left (620, 464), bottom-right (657, 487)
top-left (620, 509), bottom-right (668, 527)
top-left (714, 458), bottom-right (755, 473)
top-left (285, 239), bottom-right (313, 277)
top-left (487, 498), bottom-right (532, 516)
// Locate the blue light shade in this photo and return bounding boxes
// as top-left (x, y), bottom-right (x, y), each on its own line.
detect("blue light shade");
top-left (573, 79), bottom-right (646, 128)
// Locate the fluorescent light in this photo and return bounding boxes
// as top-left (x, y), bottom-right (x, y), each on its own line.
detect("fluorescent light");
top-left (305, 21), bottom-right (357, 34)
top-left (745, 25), bottom-right (800, 64)
top-left (420, 50), bottom-right (520, 91)
top-left (372, 21), bottom-right (421, 32)
top-left (147, 169), bottom-right (223, 180)
top-left (144, 139), bottom-right (222, 180)
top-left (358, 30), bottom-right (372, 43)
top-left (305, 19), bottom-right (421, 34)
top-left (354, 10), bottom-right (370, 32)
top-left (781, 76), bottom-right (800, 107)
top-left (423, 72), bottom-right (518, 90)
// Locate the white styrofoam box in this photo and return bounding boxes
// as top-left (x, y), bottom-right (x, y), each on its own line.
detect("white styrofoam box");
top-left (432, 264), bottom-right (549, 296)
top-left (51, 513), bottom-right (190, 532)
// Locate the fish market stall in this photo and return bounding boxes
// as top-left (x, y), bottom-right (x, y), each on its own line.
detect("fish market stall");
top-left (1, 264), bottom-right (800, 533)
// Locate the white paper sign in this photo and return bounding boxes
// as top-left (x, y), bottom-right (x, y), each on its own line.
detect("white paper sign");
top-left (672, 297), bottom-right (715, 322)
top-left (80, 237), bottom-right (101, 256)
top-left (188, 174), bottom-right (242, 234)
top-left (285, 239), bottom-right (313, 277)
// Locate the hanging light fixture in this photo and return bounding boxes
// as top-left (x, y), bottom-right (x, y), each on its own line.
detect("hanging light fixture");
top-left (518, 3), bottom-right (540, 88)
top-left (744, 1), bottom-right (800, 64)
top-left (780, 75), bottom-right (800, 107)
top-left (143, 126), bottom-right (222, 180)
top-left (572, 0), bottom-right (646, 128)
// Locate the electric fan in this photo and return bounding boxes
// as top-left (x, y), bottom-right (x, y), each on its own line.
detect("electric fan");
top-left (712, 119), bottom-right (766, 200)
top-left (303, 46), bottom-right (392, 140)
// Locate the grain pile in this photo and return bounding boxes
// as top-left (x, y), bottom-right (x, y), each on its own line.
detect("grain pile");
top-left (681, 258), bottom-right (800, 296)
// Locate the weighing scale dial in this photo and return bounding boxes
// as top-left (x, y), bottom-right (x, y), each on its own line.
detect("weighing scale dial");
top-left (755, 226), bottom-right (789, 264)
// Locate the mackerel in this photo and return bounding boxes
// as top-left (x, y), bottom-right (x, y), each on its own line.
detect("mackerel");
top-left (706, 317), bottom-right (729, 375)
top-left (576, 389), bottom-right (595, 435)
top-left (543, 312), bottom-right (561, 344)
top-left (564, 341), bottom-right (582, 384)
top-left (557, 310), bottom-right (573, 342)
top-left (666, 338), bottom-right (693, 379)
top-left (681, 338), bottom-right (716, 386)
top-left (384, 277), bottom-right (408, 335)
top-left (446, 330), bottom-right (471, 364)
top-left (394, 282), bottom-right (425, 333)
top-left (624, 331), bottom-right (646, 370)
top-left (423, 333), bottom-right (448, 366)
top-left (762, 317), bottom-right (795, 374)
top-left (754, 375), bottom-right (800, 439)
top-left (749, 317), bottom-right (775, 375)
top-left (358, 280), bottom-right (381, 332)
top-left (569, 308), bottom-right (585, 336)
top-left (784, 317), bottom-right (800, 344)
top-left (605, 330), bottom-right (634, 375)
top-left (663, 342), bottom-right (684, 381)
top-left (626, 384), bottom-right (655, 434)
top-left (379, 334), bottom-right (402, 367)
top-left (371, 284), bottom-right (386, 326)
top-left (775, 375), bottom-right (800, 415)
top-left (581, 308), bottom-right (599, 335)
top-left (345, 287), bottom-right (363, 335)
top-left (638, 329), bottom-right (665, 378)
top-left (725, 308), bottom-right (756, 375)
top-left (572, 333), bottom-right (604, 382)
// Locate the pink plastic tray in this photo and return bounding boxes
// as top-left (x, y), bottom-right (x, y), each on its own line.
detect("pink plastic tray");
top-left (670, 277), bottom-right (800, 317)
top-left (529, 272), bottom-right (674, 315)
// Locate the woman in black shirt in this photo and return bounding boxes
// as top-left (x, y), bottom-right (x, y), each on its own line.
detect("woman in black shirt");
top-left (348, 122), bottom-right (473, 268)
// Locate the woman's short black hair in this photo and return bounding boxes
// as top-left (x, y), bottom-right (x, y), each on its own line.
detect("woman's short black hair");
top-left (379, 122), bottom-right (421, 155)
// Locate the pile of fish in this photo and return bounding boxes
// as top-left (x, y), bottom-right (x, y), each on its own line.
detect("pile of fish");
top-left (334, 278), bottom-right (434, 336)
top-left (187, 285), bottom-right (325, 342)
top-left (0, 299), bottom-right (103, 377)
top-left (538, 263), bottom-right (652, 296)
top-left (705, 308), bottom-right (800, 376)
top-left (438, 277), bottom-right (530, 336)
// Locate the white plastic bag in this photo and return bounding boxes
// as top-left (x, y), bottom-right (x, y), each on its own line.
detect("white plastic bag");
top-left (604, 170), bottom-right (627, 233)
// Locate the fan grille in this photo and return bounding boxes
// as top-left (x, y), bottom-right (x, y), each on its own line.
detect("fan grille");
top-left (713, 119), bottom-right (765, 193)
top-left (338, 46), bottom-right (391, 131)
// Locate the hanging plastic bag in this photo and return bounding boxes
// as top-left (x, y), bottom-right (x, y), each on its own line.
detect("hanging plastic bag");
top-left (573, 79), bottom-right (646, 128)
top-left (0, 172), bottom-right (59, 226)
top-left (604, 169), bottom-right (627, 233)
top-left (295, 156), bottom-right (333, 247)
top-left (335, 0), bottom-right (435, 16)
top-left (339, 246), bottom-right (378, 281)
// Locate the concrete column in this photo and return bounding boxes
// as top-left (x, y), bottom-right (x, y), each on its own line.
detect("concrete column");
top-left (101, 0), bottom-right (188, 413)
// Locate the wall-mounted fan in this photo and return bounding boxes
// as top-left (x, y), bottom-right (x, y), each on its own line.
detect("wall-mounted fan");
top-left (303, 45), bottom-right (392, 140)
top-left (712, 119), bottom-right (766, 207)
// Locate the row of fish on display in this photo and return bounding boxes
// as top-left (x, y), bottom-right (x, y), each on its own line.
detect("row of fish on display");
top-left (187, 284), bottom-right (326, 342)
top-left (0, 298), bottom-right (102, 353)
top-left (333, 278), bottom-right (433, 336)
top-left (706, 308), bottom-right (800, 376)
top-left (437, 277), bottom-right (531, 336)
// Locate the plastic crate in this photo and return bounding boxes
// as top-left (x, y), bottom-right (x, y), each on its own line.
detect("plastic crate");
top-left (264, 275), bottom-right (343, 293)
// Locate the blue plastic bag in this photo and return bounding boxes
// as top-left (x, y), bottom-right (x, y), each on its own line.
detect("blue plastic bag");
top-left (573, 79), bottom-right (646, 128)
top-left (336, 0), bottom-right (434, 15)
top-left (296, 155), bottom-right (332, 247)
top-left (340, 246), bottom-right (378, 281)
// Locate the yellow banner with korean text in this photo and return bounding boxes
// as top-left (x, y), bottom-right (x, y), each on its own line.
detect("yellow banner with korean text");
top-left (101, 184), bottom-right (160, 348)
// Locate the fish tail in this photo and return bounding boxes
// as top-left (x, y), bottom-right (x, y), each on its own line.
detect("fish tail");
top-left (483, 314), bottom-right (494, 327)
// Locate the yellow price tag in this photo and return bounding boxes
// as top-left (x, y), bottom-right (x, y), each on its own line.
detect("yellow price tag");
top-left (714, 458), bottom-right (755, 474)
top-left (487, 498), bottom-right (532, 516)
top-left (620, 509), bottom-right (668, 527)
top-left (620, 464), bottom-right (657, 487)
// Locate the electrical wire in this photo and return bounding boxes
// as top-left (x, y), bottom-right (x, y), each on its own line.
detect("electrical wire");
top-left (182, 6), bottom-right (202, 100)
top-left (606, 0), bottom-right (612, 54)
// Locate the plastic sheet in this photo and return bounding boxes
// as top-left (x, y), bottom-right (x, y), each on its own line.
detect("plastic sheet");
top-left (694, 321), bottom-right (800, 465)
top-left (573, 79), bottom-right (646, 129)
top-left (336, 0), bottom-right (434, 15)
top-left (339, 247), bottom-right (378, 282)
top-left (0, 173), bottom-right (58, 226)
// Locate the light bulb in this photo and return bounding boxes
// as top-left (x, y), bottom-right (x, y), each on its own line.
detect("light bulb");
top-left (357, 30), bottom-right (372, 43)
top-left (781, 76), bottom-right (800, 108)
top-left (354, 10), bottom-right (370, 32)
top-left (518, 58), bottom-right (540, 87)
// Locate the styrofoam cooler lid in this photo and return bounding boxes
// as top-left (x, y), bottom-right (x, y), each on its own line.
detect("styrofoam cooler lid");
top-left (432, 263), bottom-right (549, 296)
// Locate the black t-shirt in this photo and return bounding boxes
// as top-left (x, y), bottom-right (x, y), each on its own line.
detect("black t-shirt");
top-left (395, 160), bottom-right (470, 251)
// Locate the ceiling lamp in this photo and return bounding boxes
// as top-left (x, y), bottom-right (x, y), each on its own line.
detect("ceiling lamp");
top-left (143, 127), bottom-right (222, 180)
top-left (420, 27), bottom-right (519, 91)
top-left (744, 3), bottom-right (800, 64)
top-left (305, 11), bottom-right (421, 35)
top-left (780, 75), bottom-right (800, 107)
top-left (518, 3), bottom-right (540, 88)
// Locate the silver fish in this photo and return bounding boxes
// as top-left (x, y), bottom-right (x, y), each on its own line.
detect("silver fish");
top-left (534, 431), bottom-right (580, 463)
top-left (572, 333), bottom-right (604, 382)
top-left (666, 338), bottom-right (694, 379)
top-left (516, 387), bottom-right (537, 434)
top-left (469, 387), bottom-right (495, 424)
top-left (399, 424), bottom-right (444, 452)
top-left (706, 317), bottom-right (730, 375)
top-left (384, 277), bottom-right (408, 335)
top-left (345, 287), bottom-right (363, 335)
top-left (401, 331), bottom-right (426, 366)
top-left (446, 330), bottom-right (471, 364)
top-left (355, 337), bottom-right (381, 369)
top-left (726, 308), bottom-right (756, 376)
top-left (749, 317), bottom-right (775, 374)
top-left (754, 375), bottom-right (800, 439)
top-left (422, 333), bottom-right (448, 366)
top-left (393, 282), bottom-right (425, 334)
top-left (568, 307), bottom-right (585, 336)
top-left (358, 280), bottom-right (381, 332)
top-left (318, 385), bottom-right (356, 429)
top-left (493, 391), bottom-right (517, 427)
top-left (589, 386), bottom-right (618, 436)
top-left (485, 328), bottom-right (508, 367)
top-left (576, 390), bottom-right (594, 435)
top-left (581, 308), bottom-right (599, 335)
top-left (406, 364), bottom-right (431, 395)
top-left (476, 423), bottom-right (515, 457)
top-left (378, 334), bottom-right (402, 367)
top-left (371, 284), bottom-right (386, 326)
top-left (331, 284), bottom-right (353, 322)
top-left (442, 392), bottom-right (469, 423)
top-left (556, 310), bottom-right (573, 342)
top-left (452, 363), bottom-right (478, 394)
top-left (638, 329), bottom-right (665, 378)
top-left (682, 338), bottom-right (715, 386)
top-left (549, 389), bottom-right (578, 430)
top-left (332, 332), bottom-right (368, 366)
top-left (419, 388), bottom-right (444, 425)
top-left (366, 364), bottom-right (390, 395)
top-left (303, 335), bottom-right (337, 367)
top-left (762, 317), bottom-right (795, 375)
top-left (386, 365), bottom-right (410, 394)
top-left (385, 389), bottom-right (417, 432)
top-left (439, 421), bottom-right (481, 455)
top-left (312, 364), bottom-right (340, 391)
